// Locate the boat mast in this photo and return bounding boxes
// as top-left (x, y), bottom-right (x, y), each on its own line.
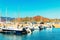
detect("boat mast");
top-left (18, 7), bottom-right (20, 19)
top-left (41, 16), bottom-right (43, 22)
top-left (17, 9), bottom-right (20, 23)
top-left (6, 8), bottom-right (8, 23)
top-left (0, 11), bottom-right (1, 22)
top-left (17, 7), bottom-right (20, 19)
top-left (14, 12), bottom-right (16, 23)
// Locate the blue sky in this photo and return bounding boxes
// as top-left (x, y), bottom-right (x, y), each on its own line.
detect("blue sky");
top-left (0, 0), bottom-right (60, 19)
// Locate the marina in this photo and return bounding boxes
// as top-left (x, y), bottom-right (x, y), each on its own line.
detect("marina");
top-left (0, 0), bottom-right (60, 40)
top-left (0, 21), bottom-right (55, 35)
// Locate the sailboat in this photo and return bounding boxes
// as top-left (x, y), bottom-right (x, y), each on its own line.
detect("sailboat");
top-left (2, 8), bottom-right (31, 34)
top-left (0, 11), bottom-right (4, 32)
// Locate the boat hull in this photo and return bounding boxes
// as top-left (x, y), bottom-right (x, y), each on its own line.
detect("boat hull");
top-left (2, 29), bottom-right (27, 34)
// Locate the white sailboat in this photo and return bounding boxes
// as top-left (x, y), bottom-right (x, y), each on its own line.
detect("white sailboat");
top-left (0, 11), bottom-right (4, 32)
top-left (2, 8), bottom-right (31, 34)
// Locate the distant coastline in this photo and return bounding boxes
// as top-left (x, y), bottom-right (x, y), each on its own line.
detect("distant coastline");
top-left (0, 16), bottom-right (60, 23)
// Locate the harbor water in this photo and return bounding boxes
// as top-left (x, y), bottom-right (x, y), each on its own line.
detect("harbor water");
top-left (0, 28), bottom-right (60, 40)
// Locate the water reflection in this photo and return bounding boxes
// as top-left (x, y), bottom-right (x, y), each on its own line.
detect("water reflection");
top-left (0, 33), bottom-right (27, 40)
top-left (0, 28), bottom-right (60, 40)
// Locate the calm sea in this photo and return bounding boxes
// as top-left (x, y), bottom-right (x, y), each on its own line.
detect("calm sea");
top-left (0, 28), bottom-right (60, 40)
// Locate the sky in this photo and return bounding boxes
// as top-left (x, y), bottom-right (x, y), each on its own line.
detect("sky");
top-left (0, 0), bottom-right (60, 19)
